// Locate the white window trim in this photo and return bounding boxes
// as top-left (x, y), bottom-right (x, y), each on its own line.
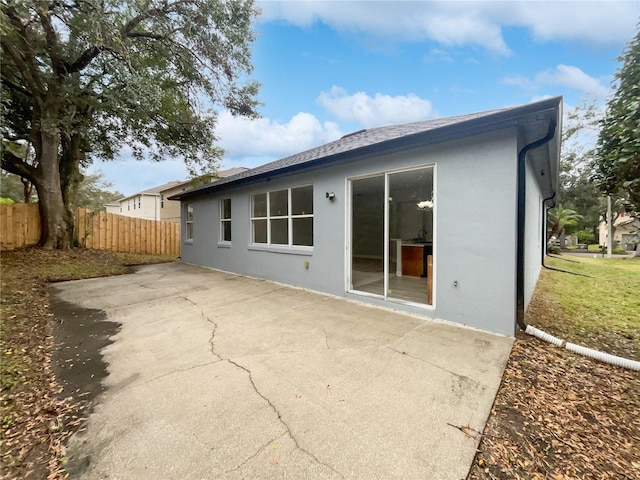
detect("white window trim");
top-left (219, 198), bottom-right (232, 245)
top-left (185, 203), bottom-right (194, 243)
top-left (250, 185), bottom-right (314, 250)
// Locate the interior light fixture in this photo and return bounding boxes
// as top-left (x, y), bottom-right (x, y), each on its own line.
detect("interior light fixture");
top-left (417, 200), bottom-right (433, 210)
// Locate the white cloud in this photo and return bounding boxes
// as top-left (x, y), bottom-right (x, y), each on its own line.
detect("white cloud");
top-left (259, 1), bottom-right (639, 54)
top-left (261, 1), bottom-right (510, 54)
top-left (317, 86), bottom-right (436, 128)
top-left (216, 110), bottom-right (342, 159)
top-left (503, 65), bottom-right (610, 98)
top-left (535, 65), bottom-right (609, 98)
top-left (507, 1), bottom-right (639, 46)
top-left (93, 111), bottom-right (343, 195)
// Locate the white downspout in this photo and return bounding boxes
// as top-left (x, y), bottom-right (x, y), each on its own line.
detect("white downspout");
top-left (525, 325), bottom-right (640, 371)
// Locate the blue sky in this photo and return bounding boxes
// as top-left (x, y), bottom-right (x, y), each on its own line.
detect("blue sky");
top-left (92, 0), bottom-right (640, 196)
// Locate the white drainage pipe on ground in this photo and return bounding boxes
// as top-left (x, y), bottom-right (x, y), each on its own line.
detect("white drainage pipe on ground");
top-left (525, 325), bottom-right (640, 372)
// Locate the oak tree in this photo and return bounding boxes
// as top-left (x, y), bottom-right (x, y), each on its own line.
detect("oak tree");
top-left (1, 0), bottom-right (260, 248)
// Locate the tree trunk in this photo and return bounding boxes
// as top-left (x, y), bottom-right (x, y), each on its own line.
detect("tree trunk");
top-left (21, 177), bottom-right (34, 203)
top-left (60, 133), bottom-right (85, 208)
top-left (36, 133), bottom-right (74, 249)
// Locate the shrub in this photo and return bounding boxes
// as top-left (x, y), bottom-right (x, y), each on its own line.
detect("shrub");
top-left (576, 228), bottom-right (595, 245)
top-left (547, 243), bottom-right (561, 254)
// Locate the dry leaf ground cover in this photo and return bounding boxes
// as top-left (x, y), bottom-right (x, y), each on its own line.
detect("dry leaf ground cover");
top-left (0, 248), bottom-right (176, 479)
top-left (468, 256), bottom-right (640, 480)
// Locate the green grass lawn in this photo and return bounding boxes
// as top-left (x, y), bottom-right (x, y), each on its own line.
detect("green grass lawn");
top-left (586, 243), bottom-right (628, 254)
top-left (529, 255), bottom-right (640, 359)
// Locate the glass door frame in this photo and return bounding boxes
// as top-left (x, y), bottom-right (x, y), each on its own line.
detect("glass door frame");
top-left (346, 164), bottom-right (436, 309)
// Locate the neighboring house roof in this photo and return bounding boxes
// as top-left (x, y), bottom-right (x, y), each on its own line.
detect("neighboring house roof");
top-left (139, 180), bottom-right (184, 195)
top-left (114, 168), bottom-right (249, 202)
top-left (116, 180), bottom-right (183, 202)
top-left (157, 167), bottom-right (249, 194)
top-left (170, 97), bottom-right (562, 201)
top-left (615, 215), bottom-right (638, 227)
top-left (218, 167), bottom-right (250, 177)
top-left (600, 213), bottom-right (639, 229)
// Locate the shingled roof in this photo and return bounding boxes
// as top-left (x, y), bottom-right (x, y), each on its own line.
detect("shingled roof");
top-left (172, 97), bottom-right (561, 200)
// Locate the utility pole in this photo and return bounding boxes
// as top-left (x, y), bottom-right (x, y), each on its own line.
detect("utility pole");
top-left (607, 195), bottom-right (613, 258)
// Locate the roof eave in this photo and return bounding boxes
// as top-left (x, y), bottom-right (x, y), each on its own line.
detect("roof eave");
top-left (171, 97), bottom-right (562, 202)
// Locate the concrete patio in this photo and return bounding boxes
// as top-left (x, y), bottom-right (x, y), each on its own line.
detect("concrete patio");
top-left (51, 262), bottom-right (513, 479)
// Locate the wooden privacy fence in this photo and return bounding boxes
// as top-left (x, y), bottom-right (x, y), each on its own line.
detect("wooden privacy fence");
top-left (0, 203), bottom-right (41, 250)
top-left (76, 208), bottom-right (180, 255)
top-left (0, 204), bottom-right (180, 255)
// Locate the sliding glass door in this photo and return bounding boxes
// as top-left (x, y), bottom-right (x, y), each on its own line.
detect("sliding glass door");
top-left (350, 166), bottom-right (434, 306)
top-left (350, 175), bottom-right (385, 296)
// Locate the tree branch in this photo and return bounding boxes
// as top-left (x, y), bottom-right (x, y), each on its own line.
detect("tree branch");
top-left (66, 46), bottom-right (103, 73)
top-left (1, 10), bottom-right (44, 95)
top-left (1, 150), bottom-right (39, 185)
top-left (127, 31), bottom-right (171, 40)
top-left (121, 0), bottom-right (190, 37)
top-left (0, 76), bottom-right (32, 98)
top-left (34, 3), bottom-right (67, 77)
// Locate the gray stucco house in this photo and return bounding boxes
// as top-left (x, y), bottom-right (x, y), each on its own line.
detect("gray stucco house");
top-left (171, 97), bottom-right (562, 337)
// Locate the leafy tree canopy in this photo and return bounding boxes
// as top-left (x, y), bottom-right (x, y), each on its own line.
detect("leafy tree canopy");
top-left (596, 25), bottom-right (640, 211)
top-left (75, 171), bottom-right (123, 211)
top-left (548, 204), bottom-right (583, 239)
top-left (0, 169), bottom-right (36, 203)
top-left (1, 168), bottom-right (121, 210)
top-left (1, 0), bottom-right (260, 248)
top-left (558, 99), bottom-right (603, 234)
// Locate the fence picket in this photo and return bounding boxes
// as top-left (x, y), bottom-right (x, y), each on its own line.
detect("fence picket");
top-left (0, 203), bottom-right (180, 255)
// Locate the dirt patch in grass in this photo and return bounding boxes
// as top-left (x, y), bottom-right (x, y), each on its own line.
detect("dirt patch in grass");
top-left (468, 258), bottom-right (640, 480)
top-left (0, 248), bottom-right (176, 479)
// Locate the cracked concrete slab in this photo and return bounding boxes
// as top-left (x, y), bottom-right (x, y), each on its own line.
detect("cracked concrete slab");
top-left (51, 262), bottom-right (513, 479)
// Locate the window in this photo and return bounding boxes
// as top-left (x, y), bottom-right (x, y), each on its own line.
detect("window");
top-left (251, 186), bottom-right (313, 247)
top-left (138, 197), bottom-right (141, 209)
top-left (220, 198), bottom-right (231, 242)
top-left (186, 204), bottom-right (194, 241)
top-left (161, 194), bottom-right (164, 208)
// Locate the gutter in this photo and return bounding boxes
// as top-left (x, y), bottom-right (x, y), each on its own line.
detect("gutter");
top-left (516, 121), bottom-right (557, 330)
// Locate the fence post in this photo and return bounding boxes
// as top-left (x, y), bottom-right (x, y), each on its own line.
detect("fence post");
top-left (2, 204), bottom-right (14, 250)
top-left (105, 212), bottom-right (112, 251)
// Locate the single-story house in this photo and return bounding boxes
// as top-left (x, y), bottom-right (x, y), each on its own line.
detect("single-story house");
top-left (171, 97), bottom-right (562, 337)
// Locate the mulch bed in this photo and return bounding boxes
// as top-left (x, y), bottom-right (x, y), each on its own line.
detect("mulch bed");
top-left (468, 282), bottom-right (640, 480)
